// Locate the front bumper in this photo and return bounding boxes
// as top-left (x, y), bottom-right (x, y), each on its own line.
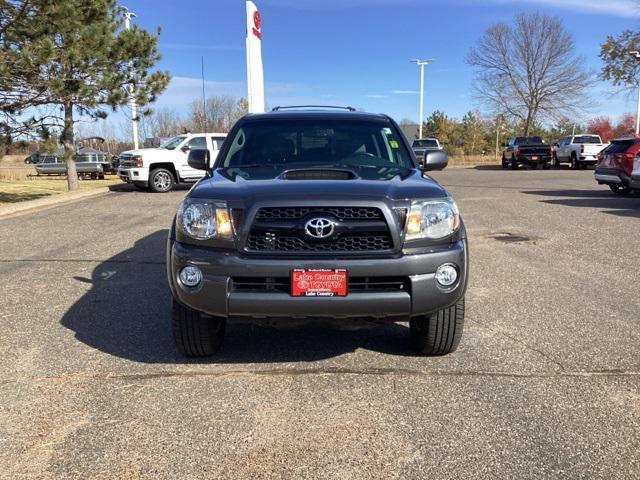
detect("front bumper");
top-left (168, 239), bottom-right (468, 319)
top-left (118, 167), bottom-right (148, 185)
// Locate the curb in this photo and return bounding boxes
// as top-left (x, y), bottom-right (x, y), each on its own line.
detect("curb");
top-left (0, 187), bottom-right (111, 219)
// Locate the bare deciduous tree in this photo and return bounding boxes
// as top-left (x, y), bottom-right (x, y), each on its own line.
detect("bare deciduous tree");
top-left (467, 12), bottom-right (592, 136)
top-left (188, 95), bottom-right (248, 133)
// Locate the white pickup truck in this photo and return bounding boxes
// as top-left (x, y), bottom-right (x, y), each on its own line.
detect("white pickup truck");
top-left (552, 134), bottom-right (608, 169)
top-left (118, 133), bottom-right (227, 192)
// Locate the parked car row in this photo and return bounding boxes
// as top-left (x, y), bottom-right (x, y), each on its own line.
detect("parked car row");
top-left (499, 133), bottom-right (613, 171)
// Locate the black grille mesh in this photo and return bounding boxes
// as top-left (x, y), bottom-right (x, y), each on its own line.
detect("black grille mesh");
top-left (246, 234), bottom-right (392, 252)
top-left (255, 206), bottom-right (382, 220)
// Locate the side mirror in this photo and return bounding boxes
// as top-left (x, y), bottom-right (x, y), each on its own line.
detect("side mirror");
top-left (419, 150), bottom-right (448, 171)
top-left (180, 145), bottom-right (191, 153)
top-left (187, 149), bottom-right (210, 170)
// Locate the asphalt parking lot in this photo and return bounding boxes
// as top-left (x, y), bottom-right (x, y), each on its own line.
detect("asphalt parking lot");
top-left (0, 166), bottom-right (638, 479)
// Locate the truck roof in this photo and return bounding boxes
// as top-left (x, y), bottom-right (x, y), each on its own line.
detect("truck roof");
top-left (242, 109), bottom-right (389, 123)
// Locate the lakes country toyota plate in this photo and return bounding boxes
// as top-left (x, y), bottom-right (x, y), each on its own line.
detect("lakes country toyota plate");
top-left (291, 269), bottom-right (348, 297)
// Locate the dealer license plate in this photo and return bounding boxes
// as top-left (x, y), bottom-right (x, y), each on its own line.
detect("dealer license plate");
top-left (531, 156), bottom-right (538, 160)
top-left (291, 269), bottom-right (348, 297)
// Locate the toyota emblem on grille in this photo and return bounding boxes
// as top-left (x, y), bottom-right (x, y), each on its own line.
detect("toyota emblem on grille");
top-left (304, 217), bottom-right (335, 239)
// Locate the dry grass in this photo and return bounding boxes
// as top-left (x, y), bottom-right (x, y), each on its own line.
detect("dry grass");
top-left (0, 167), bottom-right (35, 181)
top-left (0, 177), bottom-right (120, 205)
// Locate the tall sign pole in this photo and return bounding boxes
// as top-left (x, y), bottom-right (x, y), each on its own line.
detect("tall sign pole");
top-left (123, 7), bottom-right (139, 150)
top-left (631, 51), bottom-right (640, 135)
top-left (411, 59), bottom-right (434, 139)
top-left (246, 1), bottom-right (265, 113)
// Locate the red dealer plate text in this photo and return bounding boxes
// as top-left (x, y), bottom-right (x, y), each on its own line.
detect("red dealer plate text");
top-left (291, 269), bottom-right (348, 297)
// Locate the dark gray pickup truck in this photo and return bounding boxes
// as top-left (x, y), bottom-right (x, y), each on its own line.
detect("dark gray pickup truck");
top-left (167, 108), bottom-right (468, 357)
top-left (502, 136), bottom-right (553, 169)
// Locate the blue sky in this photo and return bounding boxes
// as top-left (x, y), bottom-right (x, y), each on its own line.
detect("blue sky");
top-left (124, 0), bottom-right (639, 124)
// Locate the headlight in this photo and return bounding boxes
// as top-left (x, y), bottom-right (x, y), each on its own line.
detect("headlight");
top-left (406, 198), bottom-right (460, 240)
top-left (132, 155), bottom-right (143, 167)
top-left (177, 200), bottom-right (233, 240)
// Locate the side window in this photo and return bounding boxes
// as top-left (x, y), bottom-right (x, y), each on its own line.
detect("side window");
top-left (187, 136), bottom-right (207, 150)
top-left (211, 137), bottom-right (226, 150)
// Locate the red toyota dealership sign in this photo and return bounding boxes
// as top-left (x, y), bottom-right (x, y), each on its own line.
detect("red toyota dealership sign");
top-left (252, 10), bottom-right (262, 39)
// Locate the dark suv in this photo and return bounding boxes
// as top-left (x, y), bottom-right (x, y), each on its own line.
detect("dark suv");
top-left (595, 137), bottom-right (640, 195)
top-left (166, 108), bottom-right (468, 357)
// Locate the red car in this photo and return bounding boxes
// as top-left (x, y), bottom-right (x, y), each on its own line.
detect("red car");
top-left (594, 137), bottom-right (640, 195)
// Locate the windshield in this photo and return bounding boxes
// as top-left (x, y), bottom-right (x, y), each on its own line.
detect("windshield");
top-left (160, 135), bottom-right (187, 150)
top-left (413, 139), bottom-right (438, 148)
top-left (573, 135), bottom-right (601, 144)
top-left (218, 120), bottom-right (413, 176)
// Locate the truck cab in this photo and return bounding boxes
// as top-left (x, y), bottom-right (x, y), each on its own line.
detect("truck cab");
top-left (118, 133), bottom-right (227, 192)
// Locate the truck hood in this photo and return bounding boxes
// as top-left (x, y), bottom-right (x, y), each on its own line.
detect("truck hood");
top-left (188, 168), bottom-right (448, 205)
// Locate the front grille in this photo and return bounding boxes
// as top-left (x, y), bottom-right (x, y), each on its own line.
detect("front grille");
top-left (232, 276), bottom-right (407, 294)
top-left (246, 206), bottom-right (393, 254)
top-left (246, 234), bottom-right (392, 252)
top-left (256, 206), bottom-right (382, 221)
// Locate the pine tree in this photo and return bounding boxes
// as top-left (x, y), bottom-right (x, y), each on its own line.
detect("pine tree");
top-left (0, 0), bottom-right (169, 190)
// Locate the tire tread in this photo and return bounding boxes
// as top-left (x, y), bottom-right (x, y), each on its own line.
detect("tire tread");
top-left (172, 299), bottom-right (225, 356)
top-left (410, 297), bottom-right (465, 356)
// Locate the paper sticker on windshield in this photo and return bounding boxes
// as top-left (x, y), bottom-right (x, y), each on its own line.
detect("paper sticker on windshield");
top-left (382, 128), bottom-right (392, 135)
top-left (389, 140), bottom-right (399, 148)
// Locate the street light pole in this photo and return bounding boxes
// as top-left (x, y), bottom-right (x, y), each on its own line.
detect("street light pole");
top-left (630, 51), bottom-right (640, 136)
top-left (411, 59), bottom-right (433, 139)
top-left (495, 115), bottom-right (503, 163)
top-left (123, 7), bottom-right (139, 150)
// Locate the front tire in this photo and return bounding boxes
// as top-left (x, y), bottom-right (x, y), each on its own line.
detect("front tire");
top-left (172, 299), bottom-right (226, 356)
top-left (510, 156), bottom-right (518, 170)
top-left (410, 298), bottom-right (465, 356)
top-left (501, 155), bottom-right (508, 169)
top-left (149, 168), bottom-right (175, 193)
top-left (552, 154), bottom-right (560, 168)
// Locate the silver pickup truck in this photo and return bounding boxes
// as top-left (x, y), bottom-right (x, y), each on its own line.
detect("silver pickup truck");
top-left (553, 134), bottom-right (608, 169)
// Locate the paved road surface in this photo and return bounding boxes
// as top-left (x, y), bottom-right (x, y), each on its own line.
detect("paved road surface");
top-left (0, 167), bottom-right (638, 479)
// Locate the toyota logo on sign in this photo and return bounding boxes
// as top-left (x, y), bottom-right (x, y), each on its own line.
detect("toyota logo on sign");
top-left (305, 217), bottom-right (335, 239)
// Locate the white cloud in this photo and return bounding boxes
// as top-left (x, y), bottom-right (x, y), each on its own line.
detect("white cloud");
top-left (392, 90), bottom-right (419, 95)
top-left (482, 0), bottom-right (638, 17)
top-left (366, 94), bottom-right (388, 99)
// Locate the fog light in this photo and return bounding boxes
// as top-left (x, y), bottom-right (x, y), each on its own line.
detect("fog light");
top-left (179, 265), bottom-right (202, 288)
top-left (435, 263), bottom-right (458, 287)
